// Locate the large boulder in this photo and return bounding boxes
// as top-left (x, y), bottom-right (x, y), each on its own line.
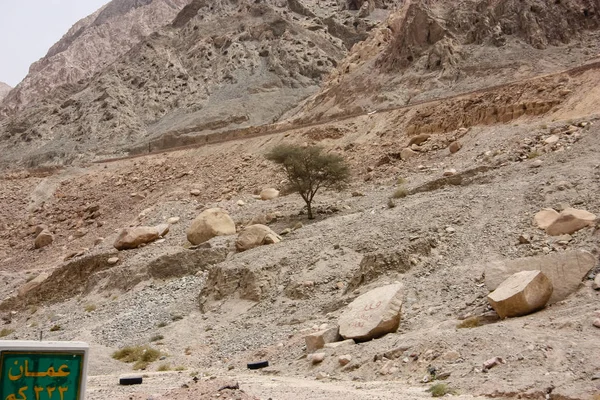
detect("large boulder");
top-left (485, 250), bottom-right (596, 304)
top-left (546, 207), bottom-right (596, 236)
top-left (34, 230), bottom-right (54, 249)
top-left (235, 224), bottom-right (281, 252)
top-left (260, 188), bottom-right (280, 200)
top-left (187, 208), bottom-right (236, 245)
top-left (487, 270), bottom-right (553, 319)
top-left (338, 283), bottom-right (403, 341)
top-left (114, 226), bottom-right (160, 250)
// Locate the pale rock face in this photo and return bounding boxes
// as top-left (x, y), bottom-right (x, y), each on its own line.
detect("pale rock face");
top-left (187, 208), bottom-right (236, 245)
top-left (304, 327), bottom-right (340, 353)
top-left (485, 250), bottom-right (596, 304)
top-left (338, 283), bottom-right (403, 341)
top-left (487, 270), bottom-right (553, 319)
top-left (113, 226), bottom-right (160, 250)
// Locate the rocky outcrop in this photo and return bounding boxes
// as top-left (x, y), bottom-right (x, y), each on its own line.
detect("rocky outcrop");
top-left (113, 226), bottom-right (160, 250)
top-left (235, 224), bottom-right (281, 252)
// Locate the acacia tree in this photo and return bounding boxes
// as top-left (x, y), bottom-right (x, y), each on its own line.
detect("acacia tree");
top-left (266, 144), bottom-right (350, 219)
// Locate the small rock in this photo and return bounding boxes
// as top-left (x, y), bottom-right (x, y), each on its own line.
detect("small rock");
top-left (74, 228), bottom-right (88, 238)
top-left (187, 208), bottom-right (236, 245)
top-left (190, 189), bottom-right (201, 196)
top-left (443, 169), bottom-right (457, 177)
top-left (546, 207), bottom-right (597, 236)
top-left (531, 159), bottom-right (543, 168)
top-left (94, 237), bottom-right (105, 246)
top-left (33, 224), bottom-right (48, 238)
top-left (167, 217), bottom-right (180, 224)
top-left (107, 257), bottom-right (119, 265)
top-left (260, 188), bottom-right (280, 200)
top-left (237, 200), bottom-right (245, 206)
top-left (315, 372), bottom-right (328, 380)
top-left (324, 339), bottom-right (355, 349)
top-left (235, 224), bottom-right (281, 252)
top-left (593, 275), bottom-right (600, 290)
top-left (408, 134), bottom-right (431, 146)
top-left (518, 234), bottom-right (531, 244)
top-left (113, 227), bottom-right (160, 250)
top-left (534, 208), bottom-right (559, 230)
top-left (280, 228), bottom-right (292, 235)
top-left (34, 230), bottom-right (53, 249)
top-left (338, 355), bottom-right (352, 366)
top-left (309, 353), bottom-right (326, 364)
top-left (594, 319), bottom-right (600, 329)
top-left (351, 191), bottom-right (364, 197)
top-left (483, 356), bottom-right (505, 370)
top-left (304, 327), bottom-right (340, 352)
top-left (449, 141), bottom-right (462, 154)
top-left (445, 226), bottom-right (456, 234)
top-left (544, 135), bottom-right (560, 144)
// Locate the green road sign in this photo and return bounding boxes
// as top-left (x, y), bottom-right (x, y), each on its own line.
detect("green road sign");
top-left (0, 351), bottom-right (84, 400)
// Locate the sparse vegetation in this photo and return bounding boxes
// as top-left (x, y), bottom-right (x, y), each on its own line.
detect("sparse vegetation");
top-left (184, 347), bottom-right (192, 355)
top-left (428, 383), bottom-right (455, 397)
top-left (456, 316), bottom-right (482, 329)
top-left (50, 325), bottom-right (61, 332)
top-left (397, 176), bottom-right (406, 185)
top-left (157, 321), bottom-right (168, 328)
top-left (150, 334), bottom-right (164, 342)
top-left (0, 328), bottom-right (15, 337)
top-left (175, 366), bottom-right (186, 371)
top-left (84, 304), bottom-right (97, 313)
top-left (266, 144), bottom-right (350, 219)
top-left (171, 314), bottom-right (184, 322)
top-left (157, 363), bottom-right (171, 372)
top-left (112, 345), bottom-right (162, 367)
top-left (392, 187), bottom-right (409, 199)
top-left (527, 151), bottom-right (541, 159)
top-left (387, 198), bottom-right (396, 209)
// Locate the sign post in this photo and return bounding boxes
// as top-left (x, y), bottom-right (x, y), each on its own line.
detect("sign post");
top-left (0, 341), bottom-right (89, 400)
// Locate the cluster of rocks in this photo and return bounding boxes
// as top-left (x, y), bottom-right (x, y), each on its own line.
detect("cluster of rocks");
top-left (517, 122), bottom-right (590, 163)
top-left (396, 128), bottom-right (467, 162)
top-left (534, 207), bottom-right (596, 236)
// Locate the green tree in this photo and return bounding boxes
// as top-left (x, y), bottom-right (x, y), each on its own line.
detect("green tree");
top-left (266, 144), bottom-right (350, 219)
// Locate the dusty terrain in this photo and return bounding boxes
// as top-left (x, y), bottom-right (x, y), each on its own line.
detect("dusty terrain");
top-left (1, 1), bottom-right (600, 400)
top-left (0, 82), bottom-right (10, 102)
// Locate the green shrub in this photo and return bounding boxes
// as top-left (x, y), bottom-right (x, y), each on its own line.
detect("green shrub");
top-left (112, 345), bottom-right (161, 364)
top-left (150, 334), bottom-right (164, 342)
top-left (428, 383), bottom-right (455, 397)
top-left (84, 304), bottom-right (97, 313)
top-left (157, 363), bottom-right (171, 372)
top-left (456, 316), bottom-right (481, 329)
top-left (392, 187), bottom-right (408, 199)
top-left (0, 328), bottom-right (15, 337)
top-left (50, 325), bottom-right (61, 332)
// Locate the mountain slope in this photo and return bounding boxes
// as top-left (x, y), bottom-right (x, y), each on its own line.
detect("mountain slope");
top-left (0, 0), bottom-right (401, 167)
top-left (290, 0), bottom-right (600, 123)
top-left (1, 0), bottom-right (189, 112)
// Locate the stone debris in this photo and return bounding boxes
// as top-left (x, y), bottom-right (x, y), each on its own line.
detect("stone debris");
top-left (338, 355), bottom-right (352, 366)
top-left (235, 224), bottom-right (281, 252)
top-left (107, 257), bottom-right (119, 265)
top-left (400, 148), bottom-right (417, 161)
top-left (186, 208), bottom-right (236, 245)
top-left (338, 283), bottom-right (403, 341)
top-left (533, 208), bottom-right (559, 229)
top-left (308, 353), bottom-right (326, 364)
top-left (483, 357), bottom-right (505, 371)
top-left (155, 223), bottom-right (170, 237)
top-left (487, 270), bottom-right (553, 319)
top-left (167, 217), bottom-right (180, 224)
top-left (449, 141), bottom-right (463, 153)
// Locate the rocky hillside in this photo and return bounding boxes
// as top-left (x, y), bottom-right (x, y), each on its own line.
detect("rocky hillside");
top-left (291, 0), bottom-right (600, 122)
top-left (0, 82), bottom-right (11, 102)
top-left (0, 0), bottom-right (401, 167)
top-left (0, 0), bottom-right (189, 113)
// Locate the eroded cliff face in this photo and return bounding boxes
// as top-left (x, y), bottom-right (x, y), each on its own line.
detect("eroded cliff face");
top-left (292, 0), bottom-right (600, 122)
top-left (0, 82), bottom-right (11, 102)
top-left (1, 0), bottom-right (189, 111)
top-left (0, 0), bottom-right (402, 167)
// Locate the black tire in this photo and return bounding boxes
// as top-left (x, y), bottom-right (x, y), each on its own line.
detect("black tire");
top-left (247, 360), bottom-right (269, 370)
top-left (119, 376), bottom-right (143, 385)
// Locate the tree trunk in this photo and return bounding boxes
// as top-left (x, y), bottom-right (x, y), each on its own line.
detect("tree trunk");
top-left (307, 201), bottom-right (314, 219)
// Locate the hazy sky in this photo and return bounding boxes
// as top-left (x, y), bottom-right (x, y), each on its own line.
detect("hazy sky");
top-left (0, 0), bottom-right (108, 87)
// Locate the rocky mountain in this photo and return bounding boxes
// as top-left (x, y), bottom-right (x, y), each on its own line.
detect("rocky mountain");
top-left (0, 82), bottom-right (11, 102)
top-left (1, 0), bottom-right (190, 112)
top-left (291, 0), bottom-right (600, 123)
top-left (0, 0), bottom-right (402, 167)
